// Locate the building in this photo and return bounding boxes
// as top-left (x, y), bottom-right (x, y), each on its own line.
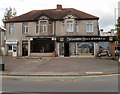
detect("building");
top-left (0, 27), bottom-right (6, 55)
top-left (100, 29), bottom-right (116, 36)
top-left (4, 5), bottom-right (116, 57)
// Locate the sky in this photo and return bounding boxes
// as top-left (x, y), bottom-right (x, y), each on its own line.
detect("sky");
top-left (0, 0), bottom-right (119, 31)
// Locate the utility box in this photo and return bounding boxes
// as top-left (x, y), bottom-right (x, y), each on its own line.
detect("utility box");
top-left (0, 62), bottom-right (5, 71)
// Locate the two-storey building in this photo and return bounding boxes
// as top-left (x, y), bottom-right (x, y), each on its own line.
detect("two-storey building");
top-left (4, 5), bottom-right (116, 57)
top-left (0, 26), bottom-right (6, 55)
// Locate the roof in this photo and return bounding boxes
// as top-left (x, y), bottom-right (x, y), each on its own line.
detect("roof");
top-left (4, 7), bottom-right (99, 23)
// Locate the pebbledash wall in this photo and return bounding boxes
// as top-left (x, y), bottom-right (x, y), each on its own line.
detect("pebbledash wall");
top-left (4, 5), bottom-right (116, 57)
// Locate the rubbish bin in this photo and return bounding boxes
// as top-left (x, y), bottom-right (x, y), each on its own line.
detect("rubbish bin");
top-left (0, 62), bottom-right (5, 71)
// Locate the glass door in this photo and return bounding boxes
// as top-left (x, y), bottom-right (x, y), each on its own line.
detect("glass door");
top-left (59, 43), bottom-right (64, 56)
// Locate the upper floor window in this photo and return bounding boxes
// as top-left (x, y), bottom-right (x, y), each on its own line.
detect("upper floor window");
top-left (67, 21), bottom-right (73, 32)
top-left (40, 21), bottom-right (47, 32)
top-left (22, 23), bottom-right (28, 34)
top-left (9, 24), bottom-right (14, 34)
top-left (86, 22), bottom-right (93, 32)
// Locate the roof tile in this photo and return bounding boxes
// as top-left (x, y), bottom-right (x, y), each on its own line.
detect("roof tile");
top-left (4, 8), bottom-right (99, 23)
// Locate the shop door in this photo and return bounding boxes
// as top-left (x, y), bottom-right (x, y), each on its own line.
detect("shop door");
top-left (22, 41), bottom-right (28, 56)
top-left (64, 43), bottom-right (69, 56)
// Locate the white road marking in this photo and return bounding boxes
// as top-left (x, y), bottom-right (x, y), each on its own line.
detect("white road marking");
top-left (85, 72), bottom-right (103, 74)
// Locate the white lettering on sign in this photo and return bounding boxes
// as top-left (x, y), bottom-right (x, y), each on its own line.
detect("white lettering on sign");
top-left (66, 37), bottom-right (108, 42)
top-left (6, 40), bottom-right (18, 44)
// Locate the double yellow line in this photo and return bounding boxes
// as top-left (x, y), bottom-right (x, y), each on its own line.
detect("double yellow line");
top-left (0, 73), bottom-right (120, 79)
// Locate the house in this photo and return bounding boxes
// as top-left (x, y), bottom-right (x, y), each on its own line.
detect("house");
top-left (100, 29), bottom-right (116, 36)
top-left (0, 26), bottom-right (6, 55)
top-left (4, 5), bottom-right (116, 57)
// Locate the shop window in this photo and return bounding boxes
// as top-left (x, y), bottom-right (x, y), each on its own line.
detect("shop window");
top-left (40, 21), bottom-right (47, 32)
top-left (67, 21), bottom-right (73, 32)
top-left (86, 22), bottom-right (93, 32)
top-left (98, 42), bottom-right (110, 51)
top-left (22, 23), bottom-right (28, 34)
top-left (31, 38), bottom-right (54, 53)
top-left (9, 24), bottom-right (14, 34)
top-left (71, 42), bottom-right (94, 55)
top-left (77, 43), bottom-right (94, 54)
top-left (8, 45), bottom-right (13, 52)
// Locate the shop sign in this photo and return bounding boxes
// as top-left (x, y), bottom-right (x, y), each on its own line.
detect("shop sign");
top-left (6, 40), bottom-right (18, 44)
top-left (57, 36), bottom-right (116, 42)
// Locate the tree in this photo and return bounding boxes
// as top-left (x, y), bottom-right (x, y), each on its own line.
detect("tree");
top-left (3, 7), bottom-right (17, 20)
top-left (116, 17), bottom-right (120, 45)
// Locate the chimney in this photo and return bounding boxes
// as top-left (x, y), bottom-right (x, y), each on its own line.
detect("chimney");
top-left (57, 4), bottom-right (62, 10)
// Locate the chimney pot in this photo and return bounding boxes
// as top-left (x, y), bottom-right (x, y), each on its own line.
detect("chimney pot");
top-left (57, 4), bottom-right (62, 9)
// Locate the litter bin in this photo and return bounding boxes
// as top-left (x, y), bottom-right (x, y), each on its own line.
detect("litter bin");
top-left (0, 62), bottom-right (5, 71)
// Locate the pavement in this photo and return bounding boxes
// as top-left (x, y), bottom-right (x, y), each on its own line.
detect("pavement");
top-left (0, 56), bottom-right (119, 76)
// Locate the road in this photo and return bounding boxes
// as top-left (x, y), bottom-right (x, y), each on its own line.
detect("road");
top-left (1, 74), bottom-right (119, 93)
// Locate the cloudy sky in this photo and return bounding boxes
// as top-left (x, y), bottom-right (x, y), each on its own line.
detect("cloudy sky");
top-left (0, 0), bottom-right (119, 31)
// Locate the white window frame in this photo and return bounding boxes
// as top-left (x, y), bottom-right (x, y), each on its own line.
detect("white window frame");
top-left (39, 20), bottom-right (48, 32)
top-left (9, 24), bottom-right (14, 34)
top-left (24, 26), bottom-right (28, 33)
top-left (86, 22), bottom-right (93, 32)
top-left (22, 23), bottom-right (29, 34)
top-left (66, 20), bottom-right (74, 32)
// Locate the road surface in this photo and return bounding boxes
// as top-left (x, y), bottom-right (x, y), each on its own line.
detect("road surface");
top-left (1, 74), bottom-right (119, 93)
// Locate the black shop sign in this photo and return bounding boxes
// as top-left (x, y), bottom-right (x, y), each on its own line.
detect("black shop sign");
top-left (56, 36), bottom-right (116, 42)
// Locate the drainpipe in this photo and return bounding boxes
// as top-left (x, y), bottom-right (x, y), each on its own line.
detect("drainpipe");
top-left (54, 21), bottom-right (56, 56)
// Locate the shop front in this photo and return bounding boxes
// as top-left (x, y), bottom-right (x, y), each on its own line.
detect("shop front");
top-left (59, 42), bottom-right (94, 57)
top-left (27, 38), bottom-right (55, 57)
top-left (6, 40), bottom-right (18, 56)
top-left (56, 36), bottom-right (116, 57)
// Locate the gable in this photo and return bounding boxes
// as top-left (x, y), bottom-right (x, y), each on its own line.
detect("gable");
top-left (63, 13), bottom-right (78, 19)
top-left (39, 15), bottom-right (50, 20)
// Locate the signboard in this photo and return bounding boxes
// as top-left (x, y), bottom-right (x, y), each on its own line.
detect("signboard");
top-left (56, 36), bottom-right (116, 42)
top-left (6, 40), bottom-right (18, 44)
